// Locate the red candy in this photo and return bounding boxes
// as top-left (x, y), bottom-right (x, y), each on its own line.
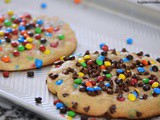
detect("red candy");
top-left (89, 80), bottom-right (96, 86)
top-left (102, 45), bottom-right (108, 51)
top-left (22, 40), bottom-right (29, 46)
top-left (12, 29), bottom-right (18, 35)
top-left (130, 78), bottom-right (138, 86)
top-left (117, 97), bottom-right (125, 101)
top-left (3, 71), bottom-right (10, 78)
top-left (35, 34), bottom-right (41, 40)
top-left (25, 14), bottom-right (32, 19)
top-left (11, 42), bottom-right (18, 47)
top-left (53, 99), bottom-right (61, 105)
top-left (87, 60), bottom-right (93, 65)
top-left (149, 80), bottom-right (155, 85)
top-left (4, 31), bottom-right (10, 36)
top-left (97, 76), bottom-right (104, 82)
top-left (54, 27), bottom-right (60, 32)
top-left (13, 50), bottom-right (20, 57)
top-left (39, 45), bottom-right (46, 52)
top-left (50, 42), bottom-right (58, 48)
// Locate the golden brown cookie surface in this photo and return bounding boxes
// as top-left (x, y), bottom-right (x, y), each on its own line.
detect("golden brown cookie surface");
top-left (47, 45), bottom-right (160, 119)
top-left (0, 11), bottom-right (77, 71)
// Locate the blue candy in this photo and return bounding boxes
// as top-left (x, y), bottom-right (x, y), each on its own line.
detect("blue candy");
top-left (86, 87), bottom-right (94, 92)
top-left (99, 43), bottom-right (105, 49)
top-left (37, 19), bottom-right (44, 25)
top-left (122, 58), bottom-right (129, 62)
top-left (18, 25), bottom-right (25, 31)
top-left (153, 88), bottom-right (160, 94)
top-left (45, 32), bottom-right (52, 37)
top-left (116, 69), bottom-right (124, 73)
top-left (18, 37), bottom-right (25, 43)
top-left (0, 40), bottom-right (2, 44)
top-left (126, 38), bottom-right (133, 45)
top-left (98, 55), bottom-right (105, 61)
top-left (56, 102), bottom-right (64, 109)
top-left (132, 91), bottom-right (138, 98)
top-left (6, 28), bottom-right (12, 33)
top-left (41, 3), bottom-right (47, 9)
top-left (94, 86), bottom-right (102, 91)
top-left (35, 59), bottom-right (43, 68)
top-left (138, 67), bottom-right (145, 73)
top-left (56, 80), bottom-right (63, 86)
top-left (105, 83), bottom-right (110, 87)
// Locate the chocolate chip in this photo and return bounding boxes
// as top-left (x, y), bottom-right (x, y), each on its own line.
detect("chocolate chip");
top-left (156, 58), bottom-right (160, 63)
top-left (27, 31), bottom-right (34, 37)
top-left (109, 105), bottom-right (116, 114)
top-left (35, 97), bottom-right (42, 103)
top-left (126, 54), bottom-right (133, 60)
top-left (5, 36), bottom-right (11, 43)
top-left (94, 51), bottom-right (99, 54)
top-left (62, 69), bottom-right (69, 75)
top-left (60, 107), bottom-right (67, 114)
top-left (142, 94), bottom-right (148, 100)
top-left (40, 38), bottom-right (47, 44)
top-left (84, 50), bottom-right (90, 55)
top-left (81, 115), bottom-right (88, 120)
top-left (103, 112), bottom-right (111, 119)
top-left (123, 86), bottom-right (129, 92)
top-left (152, 92), bottom-right (158, 97)
top-left (138, 82), bottom-right (143, 87)
top-left (62, 93), bottom-right (69, 97)
top-left (49, 73), bottom-right (58, 80)
top-left (79, 86), bottom-right (86, 92)
top-left (143, 84), bottom-right (150, 91)
top-left (152, 65), bottom-right (158, 72)
top-left (143, 71), bottom-right (149, 75)
top-left (136, 111), bottom-right (142, 117)
top-left (27, 71), bottom-right (34, 77)
top-left (83, 106), bottom-right (90, 112)
top-left (112, 49), bottom-right (117, 55)
top-left (103, 70), bottom-right (110, 74)
top-left (54, 60), bottom-right (64, 65)
top-left (101, 51), bottom-right (107, 56)
top-left (72, 102), bottom-right (78, 109)
top-left (68, 56), bottom-right (75, 60)
top-left (145, 54), bottom-right (150, 57)
top-left (76, 62), bottom-right (81, 67)
top-left (137, 51), bottom-right (143, 56)
top-left (121, 48), bottom-right (127, 52)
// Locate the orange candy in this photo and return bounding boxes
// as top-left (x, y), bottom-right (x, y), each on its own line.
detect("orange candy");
top-left (86, 81), bottom-right (92, 87)
top-left (46, 27), bottom-right (53, 33)
top-left (74, 0), bottom-right (81, 4)
top-left (0, 47), bottom-right (3, 51)
top-left (142, 60), bottom-right (148, 66)
top-left (21, 30), bottom-right (27, 35)
top-left (100, 65), bottom-right (106, 69)
top-left (1, 56), bottom-right (10, 63)
top-left (0, 16), bottom-right (5, 22)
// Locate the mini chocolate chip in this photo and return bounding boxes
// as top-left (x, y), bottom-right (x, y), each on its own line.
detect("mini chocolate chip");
top-left (152, 65), bottom-right (158, 72)
top-left (49, 73), bottom-right (58, 80)
top-left (68, 56), bottom-right (75, 60)
top-left (109, 105), bottom-right (116, 114)
top-left (81, 115), bottom-right (88, 120)
top-left (54, 60), bottom-right (64, 65)
top-left (40, 38), bottom-right (47, 44)
top-left (76, 62), bottom-right (81, 67)
top-left (79, 86), bottom-right (86, 92)
top-left (137, 51), bottom-right (143, 56)
top-left (84, 50), bottom-right (90, 55)
top-left (5, 36), bottom-right (11, 43)
top-left (126, 54), bottom-right (133, 60)
top-left (136, 111), bottom-right (142, 117)
top-left (101, 51), bottom-right (107, 56)
top-left (145, 54), bottom-right (150, 57)
top-left (72, 102), bottom-right (78, 109)
top-left (60, 107), bottom-right (67, 114)
top-left (83, 106), bottom-right (90, 112)
top-left (62, 93), bottom-right (69, 97)
top-left (142, 94), bottom-right (148, 100)
top-left (143, 84), bottom-right (150, 91)
top-left (35, 97), bottom-right (42, 103)
top-left (121, 48), bottom-right (127, 52)
top-left (27, 71), bottom-right (34, 77)
top-left (156, 58), bottom-right (160, 63)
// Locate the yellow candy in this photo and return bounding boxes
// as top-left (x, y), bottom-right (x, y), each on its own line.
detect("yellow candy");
top-left (134, 88), bottom-right (140, 93)
top-left (60, 56), bottom-right (65, 60)
top-left (12, 24), bottom-right (18, 29)
top-left (44, 50), bottom-right (51, 55)
top-left (116, 51), bottom-right (120, 55)
top-left (66, 116), bottom-right (72, 120)
top-left (7, 10), bottom-right (14, 16)
top-left (128, 94), bottom-right (136, 101)
top-left (5, 0), bottom-right (11, 3)
top-left (0, 31), bottom-right (4, 36)
top-left (152, 82), bottom-right (159, 88)
top-left (25, 43), bottom-right (32, 50)
top-left (33, 18), bottom-right (37, 23)
top-left (84, 55), bottom-right (91, 60)
top-left (78, 72), bottom-right (84, 77)
top-left (26, 37), bottom-right (33, 42)
top-left (118, 74), bottom-right (126, 80)
top-left (104, 61), bottom-right (111, 67)
top-left (78, 58), bottom-right (85, 63)
top-left (150, 60), bottom-right (156, 65)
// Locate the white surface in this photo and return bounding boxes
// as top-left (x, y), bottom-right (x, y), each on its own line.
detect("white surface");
top-left (0, 0), bottom-right (160, 120)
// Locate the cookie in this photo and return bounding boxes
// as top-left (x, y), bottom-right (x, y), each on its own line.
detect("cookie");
top-left (47, 44), bottom-right (160, 119)
top-left (0, 11), bottom-right (77, 71)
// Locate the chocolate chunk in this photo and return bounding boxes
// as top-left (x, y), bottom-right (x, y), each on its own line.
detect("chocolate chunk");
top-left (152, 65), bottom-right (159, 72)
top-left (76, 62), bottom-right (81, 67)
top-left (54, 60), bottom-right (64, 65)
top-left (156, 58), bottom-right (160, 63)
top-left (109, 105), bottom-right (116, 114)
top-left (49, 73), bottom-right (58, 80)
top-left (145, 54), bottom-right (150, 57)
top-left (123, 86), bottom-right (129, 92)
top-left (35, 97), bottom-right (42, 103)
top-left (103, 70), bottom-right (110, 74)
top-left (60, 107), bottom-right (67, 114)
top-left (94, 51), bottom-right (99, 54)
top-left (136, 111), bottom-right (142, 117)
top-left (143, 71), bottom-right (149, 75)
top-left (121, 48), bottom-right (127, 52)
top-left (126, 54), bottom-right (133, 60)
top-left (79, 86), bottom-right (86, 92)
top-left (83, 106), bottom-right (90, 112)
top-left (143, 84), bottom-right (150, 91)
top-left (142, 94), bottom-right (148, 100)
top-left (40, 38), bottom-right (47, 44)
top-left (68, 56), bottom-right (75, 60)
top-left (84, 50), bottom-right (90, 55)
top-left (5, 36), bottom-right (11, 43)
top-left (137, 51), bottom-right (143, 56)
top-left (112, 49), bottom-right (117, 55)
top-left (27, 71), bottom-right (34, 77)
top-left (103, 111), bottom-right (111, 119)
top-left (81, 115), bottom-right (88, 120)
top-left (62, 93), bottom-right (69, 97)
top-left (72, 102), bottom-right (78, 109)
top-left (138, 82), bottom-right (143, 87)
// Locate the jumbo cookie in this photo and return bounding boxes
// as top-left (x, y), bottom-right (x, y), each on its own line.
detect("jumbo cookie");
top-left (47, 44), bottom-right (160, 119)
top-left (0, 11), bottom-right (77, 71)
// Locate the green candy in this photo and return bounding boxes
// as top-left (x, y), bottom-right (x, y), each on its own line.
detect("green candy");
top-left (4, 19), bottom-right (12, 27)
top-left (11, 16), bottom-right (16, 21)
top-left (96, 59), bottom-right (103, 65)
top-left (67, 111), bottom-right (76, 117)
top-left (18, 45), bottom-right (25, 51)
top-left (35, 27), bottom-right (42, 34)
top-left (81, 62), bottom-right (87, 67)
top-left (58, 34), bottom-right (65, 40)
top-left (142, 78), bottom-right (149, 84)
top-left (106, 73), bottom-right (112, 78)
top-left (74, 78), bottom-right (82, 84)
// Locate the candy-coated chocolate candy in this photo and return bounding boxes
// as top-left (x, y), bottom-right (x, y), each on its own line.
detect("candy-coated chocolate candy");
top-left (44, 49), bottom-right (51, 55)
top-left (142, 60), bottom-right (148, 66)
top-left (58, 34), bottom-right (65, 40)
top-left (18, 25), bottom-right (25, 31)
top-left (12, 29), bottom-right (18, 35)
top-left (56, 80), bottom-right (63, 85)
top-left (56, 102), bottom-right (64, 109)
top-left (11, 41), bottom-right (18, 47)
top-left (0, 31), bottom-right (4, 36)
top-left (152, 82), bottom-right (159, 88)
top-left (86, 81), bottom-right (92, 87)
top-left (3, 71), bottom-right (10, 77)
top-left (78, 72), bottom-right (84, 77)
top-left (36, 19), bottom-right (44, 25)
top-left (41, 3), bottom-right (47, 9)
top-left (40, 38), bottom-right (47, 44)
top-left (50, 42), bottom-right (58, 48)
top-left (104, 61), bottom-right (111, 67)
top-left (106, 73), bottom-right (112, 78)
top-left (26, 37), bottom-right (33, 42)
top-left (83, 55), bottom-right (91, 60)
top-left (35, 59), bottom-right (43, 68)
top-left (126, 38), bottom-right (133, 45)
top-left (25, 43), bottom-right (32, 50)
top-left (4, 19), bottom-right (12, 27)
top-left (1, 55), bottom-right (10, 63)
top-left (18, 45), bottom-right (25, 51)
top-left (35, 27), bottom-right (42, 34)
top-left (78, 58), bottom-right (85, 63)
top-left (39, 45), bottom-right (46, 52)
top-left (81, 62), bottom-right (86, 67)
top-left (7, 10), bottom-right (14, 16)
top-left (35, 34), bottom-right (41, 39)
top-left (142, 78), bottom-right (149, 84)
top-left (118, 74), bottom-right (126, 80)
top-left (67, 111), bottom-right (76, 117)
top-left (137, 67), bottom-right (145, 73)
top-left (96, 59), bottom-right (103, 65)
top-left (153, 88), bottom-right (160, 94)
top-left (74, 78), bottom-right (82, 84)
top-left (128, 94), bottom-right (136, 101)
top-left (13, 50), bottom-right (20, 57)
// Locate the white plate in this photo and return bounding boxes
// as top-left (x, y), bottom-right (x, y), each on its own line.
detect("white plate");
top-left (0, 0), bottom-right (160, 120)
